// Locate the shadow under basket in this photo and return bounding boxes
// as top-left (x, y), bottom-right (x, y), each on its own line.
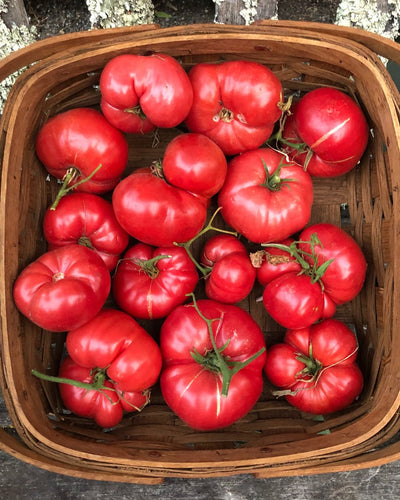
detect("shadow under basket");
top-left (1, 20), bottom-right (400, 484)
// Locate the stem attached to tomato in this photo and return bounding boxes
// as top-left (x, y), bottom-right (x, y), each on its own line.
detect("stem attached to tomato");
top-left (131, 254), bottom-right (172, 279)
top-left (188, 294), bottom-right (265, 397)
top-left (175, 207), bottom-right (238, 276)
top-left (50, 163), bottom-right (103, 211)
top-left (262, 233), bottom-right (334, 289)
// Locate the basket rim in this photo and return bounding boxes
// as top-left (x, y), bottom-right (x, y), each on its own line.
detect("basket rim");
top-left (2, 22), bottom-right (400, 477)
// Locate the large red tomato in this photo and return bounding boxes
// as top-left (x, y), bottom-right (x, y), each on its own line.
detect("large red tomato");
top-left (160, 299), bottom-right (266, 431)
top-left (112, 242), bottom-right (199, 319)
top-left (13, 245), bottom-right (111, 332)
top-left (218, 148), bottom-right (313, 243)
top-left (281, 87), bottom-right (369, 177)
top-left (99, 53), bottom-right (193, 133)
top-left (43, 192), bottom-right (129, 271)
top-left (112, 167), bottom-right (207, 246)
top-left (264, 319), bottom-right (364, 414)
top-left (185, 60), bottom-right (282, 155)
top-left (35, 107), bottom-right (128, 194)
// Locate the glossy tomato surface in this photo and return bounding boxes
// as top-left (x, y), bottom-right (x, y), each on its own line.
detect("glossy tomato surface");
top-left (185, 60), bottom-right (282, 155)
top-left (35, 107), bottom-right (128, 193)
top-left (160, 299), bottom-right (266, 430)
top-left (281, 88), bottom-right (369, 177)
top-left (13, 245), bottom-right (111, 332)
top-left (264, 319), bottom-right (364, 414)
top-left (113, 243), bottom-right (199, 319)
top-left (100, 53), bottom-right (193, 133)
top-left (112, 167), bottom-right (207, 246)
top-left (43, 192), bottom-right (129, 271)
top-left (218, 148), bottom-right (313, 243)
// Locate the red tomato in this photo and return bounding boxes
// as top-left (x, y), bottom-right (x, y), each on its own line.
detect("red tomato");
top-left (43, 192), bottom-right (129, 271)
top-left (99, 53), bottom-right (193, 133)
top-left (263, 272), bottom-right (325, 330)
top-left (160, 299), bottom-right (266, 430)
top-left (281, 88), bottom-right (369, 177)
top-left (57, 356), bottom-right (150, 428)
top-left (13, 245), bottom-right (111, 332)
top-left (298, 223), bottom-right (367, 305)
top-left (264, 319), bottom-right (364, 414)
top-left (35, 108), bottom-right (128, 194)
top-left (185, 60), bottom-right (282, 155)
top-left (261, 225), bottom-right (366, 329)
top-left (200, 234), bottom-right (256, 304)
top-left (218, 148), bottom-right (313, 243)
top-left (162, 133), bottom-right (228, 198)
top-left (112, 242), bottom-right (199, 319)
top-left (66, 309), bottom-right (162, 392)
top-left (250, 238), bottom-right (302, 287)
top-left (112, 167), bottom-right (207, 246)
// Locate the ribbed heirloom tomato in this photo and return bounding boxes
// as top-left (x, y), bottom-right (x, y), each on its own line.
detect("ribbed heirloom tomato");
top-left (185, 59), bottom-right (283, 155)
top-left (264, 319), bottom-right (364, 414)
top-left (99, 52), bottom-right (193, 133)
top-left (160, 298), bottom-right (266, 431)
top-left (43, 192), bottom-right (129, 271)
top-left (218, 147), bottom-right (313, 244)
top-left (13, 245), bottom-right (111, 332)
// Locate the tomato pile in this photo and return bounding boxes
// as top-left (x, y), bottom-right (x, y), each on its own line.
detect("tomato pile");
top-left (14, 53), bottom-right (369, 430)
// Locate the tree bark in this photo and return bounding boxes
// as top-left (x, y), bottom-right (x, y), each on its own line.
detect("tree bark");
top-left (1, 0), bottom-right (30, 28)
top-left (214, 0), bottom-right (278, 25)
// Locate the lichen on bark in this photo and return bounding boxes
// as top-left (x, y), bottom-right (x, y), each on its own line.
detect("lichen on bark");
top-left (85, 0), bottom-right (155, 29)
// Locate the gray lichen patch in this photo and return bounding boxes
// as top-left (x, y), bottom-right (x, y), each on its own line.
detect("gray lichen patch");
top-left (85, 0), bottom-right (155, 29)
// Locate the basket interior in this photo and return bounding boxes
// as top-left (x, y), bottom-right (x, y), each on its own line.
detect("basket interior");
top-left (1, 25), bottom-right (400, 475)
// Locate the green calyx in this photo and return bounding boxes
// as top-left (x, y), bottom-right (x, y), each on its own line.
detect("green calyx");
top-left (262, 233), bottom-right (334, 288)
top-left (188, 294), bottom-right (265, 397)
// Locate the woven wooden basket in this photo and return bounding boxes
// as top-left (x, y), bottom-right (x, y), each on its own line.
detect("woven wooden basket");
top-left (1, 20), bottom-right (400, 483)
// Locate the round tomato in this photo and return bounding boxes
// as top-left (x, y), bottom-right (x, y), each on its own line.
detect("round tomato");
top-left (281, 87), bottom-right (369, 177)
top-left (112, 167), bottom-right (207, 246)
top-left (218, 147), bottom-right (313, 243)
top-left (35, 107), bottom-right (129, 194)
top-left (113, 243), bottom-right (199, 319)
top-left (13, 245), bottom-right (111, 332)
top-left (185, 60), bottom-right (282, 155)
top-left (200, 234), bottom-right (256, 304)
top-left (160, 299), bottom-right (266, 430)
top-left (162, 133), bottom-right (228, 198)
top-left (43, 192), bottom-right (129, 271)
top-left (100, 53), bottom-right (193, 133)
top-left (264, 319), bottom-right (364, 414)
